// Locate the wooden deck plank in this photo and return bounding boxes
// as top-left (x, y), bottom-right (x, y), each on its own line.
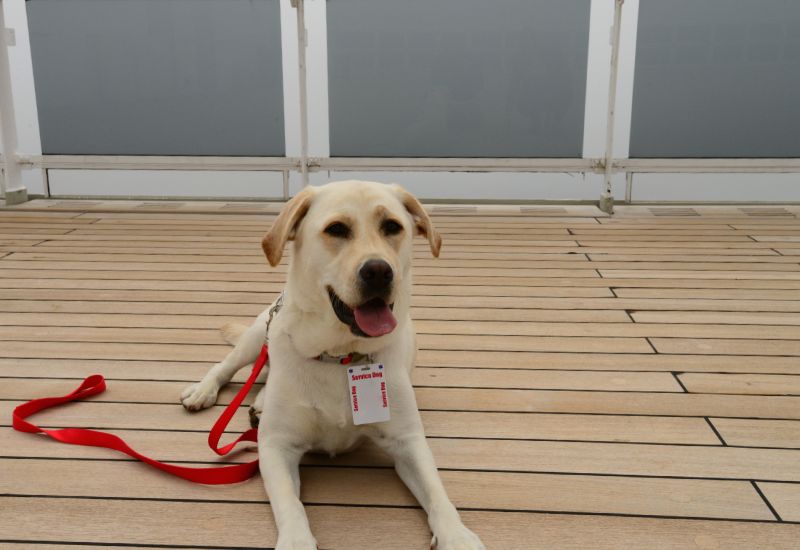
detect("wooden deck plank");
top-left (0, 312), bottom-right (253, 329)
top-left (3, 351), bottom-right (799, 379)
top-left (752, 236), bottom-right (800, 242)
top-left (0, 240), bottom-right (46, 247)
top-left (0, 326), bottom-right (656, 354)
top-left (0, 410), bottom-right (721, 463)
top-left (0, 306), bottom-right (631, 324)
top-left (0, 280), bottom-right (615, 299)
top-left (4, 376), bottom-right (799, 419)
top-left (7, 311), bottom-right (799, 340)
top-left (15, 227), bottom-right (794, 245)
top-left (711, 418), bottom-right (800, 449)
top-left (408, 368), bottom-right (681, 391)
top-left (13, 242), bottom-right (599, 259)
top-left (8, 269), bottom-right (800, 290)
top-left (1, 260), bottom-right (606, 278)
top-left (0, 406), bottom-right (722, 446)
top-left (72, 220), bottom-right (570, 233)
top-left (412, 387), bottom-right (800, 419)
top-left (415, 320), bottom-right (800, 340)
top-left (0, 301), bottom-right (634, 322)
top-left (65, 230), bottom-right (762, 242)
top-left (417, 350), bottom-right (800, 374)
top-left (581, 239), bottom-right (800, 249)
top-left (631, 311), bottom-right (800, 326)
top-left (418, 410), bottom-right (720, 444)
top-left (0, 222), bottom-right (98, 230)
top-left (0, 228), bottom-right (71, 235)
top-left (3, 497), bottom-right (799, 550)
top-left (7, 251), bottom-right (800, 272)
top-left (85, 214), bottom-right (598, 225)
top-left (615, 288), bottom-right (800, 300)
top-left (0, 369), bottom-right (683, 400)
top-left (0, 459), bottom-right (774, 521)
top-left (64, 229), bottom-right (584, 240)
top-left (3, 293), bottom-right (800, 314)
top-left (588, 253), bottom-right (800, 263)
top-left (17, 230), bottom-right (800, 249)
top-left (28, 239), bottom-right (788, 255)
top-left (599, 269), bottom-right (800, 280)
top-left (8, 243), bottom-right (800, 263)
top-left (651, 338), bottom-right (800, 356)
top-left (571, 229), bottom-right (800, 236)
top-left (680, 374), bottom-right (800, 396)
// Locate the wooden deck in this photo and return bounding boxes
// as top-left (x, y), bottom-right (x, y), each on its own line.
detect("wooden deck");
top-left (1, 200), bottom-right (800, 549)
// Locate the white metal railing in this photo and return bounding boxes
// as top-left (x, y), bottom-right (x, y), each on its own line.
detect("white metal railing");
top-left (599, 0), bottom-right (625, 214)
top-left (0, 3), bottom-right (25, 204)
top-left (1, 0), bottom-right (799, 207)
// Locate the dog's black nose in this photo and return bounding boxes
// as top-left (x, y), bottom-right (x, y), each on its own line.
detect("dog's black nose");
top-left (359, 259), bottom-right (394, 292)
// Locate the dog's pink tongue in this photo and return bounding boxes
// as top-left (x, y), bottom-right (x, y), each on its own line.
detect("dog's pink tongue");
top-left (354, 301), bottom-right (397, 337)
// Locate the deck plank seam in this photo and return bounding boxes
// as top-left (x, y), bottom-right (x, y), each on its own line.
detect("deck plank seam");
top-left (704, 417), bottom-right (727, 445)
top-left (751, 481), bottom-right (784, 522)
top-left (672, 373), bottom-right (689, 393)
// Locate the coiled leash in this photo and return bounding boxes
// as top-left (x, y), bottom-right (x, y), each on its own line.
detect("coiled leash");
top-left (11, 296), bottom-right (284, 485)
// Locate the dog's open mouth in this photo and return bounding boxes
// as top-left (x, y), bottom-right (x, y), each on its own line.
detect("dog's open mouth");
top-left (327, 287), bottom-right (396, 338)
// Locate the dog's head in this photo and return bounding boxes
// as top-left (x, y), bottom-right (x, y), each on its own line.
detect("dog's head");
top-left (262, 181), bottom-right (440, 342)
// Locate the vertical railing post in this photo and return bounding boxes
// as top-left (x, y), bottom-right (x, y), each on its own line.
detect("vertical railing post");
top-left (599, 0), bottom-right (624, 215)
top-left (291, 0), bottom-right (309, 186)
top-left (0, 3), bottom-right (27, 204)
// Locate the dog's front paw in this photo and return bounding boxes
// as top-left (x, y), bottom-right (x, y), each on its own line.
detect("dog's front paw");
top-left (432, 525), bottom-right (486, 550)
top-left (275, 532), bottom-right (318, 550)
top-left (180, 380), bottom-right (220, 411)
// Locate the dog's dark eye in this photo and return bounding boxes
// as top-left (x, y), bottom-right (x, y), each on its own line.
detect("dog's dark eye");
top-left (324, 222), bottom-right (350, 238)
top-left (382, 219), bottom-right (403, 236)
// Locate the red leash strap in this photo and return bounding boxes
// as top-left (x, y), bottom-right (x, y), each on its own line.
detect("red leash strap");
top-left (12, 344), bottom-right (269, 485)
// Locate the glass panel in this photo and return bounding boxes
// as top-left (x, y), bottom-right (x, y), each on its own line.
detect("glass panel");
top-left (631, 0), bottom-right (800, 158)
top-left (27, 0), bottom-right (284, 156)
top-left (327, 0), bottom-right (591, 157)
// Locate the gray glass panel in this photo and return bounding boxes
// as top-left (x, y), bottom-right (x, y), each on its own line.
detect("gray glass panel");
top-left (327, 0), bottom-right (591, 158)
top-left (631, 0), bottom-right (800, 158)
top-left (27, 0), bottom-right (284, 156)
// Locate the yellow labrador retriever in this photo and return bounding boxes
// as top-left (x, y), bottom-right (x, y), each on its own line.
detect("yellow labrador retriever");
top-left (181, 181), bottom-right (485, 550)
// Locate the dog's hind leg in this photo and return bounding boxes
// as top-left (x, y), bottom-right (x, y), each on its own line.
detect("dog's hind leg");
top-left (181, 310), bottom-right (269, 411)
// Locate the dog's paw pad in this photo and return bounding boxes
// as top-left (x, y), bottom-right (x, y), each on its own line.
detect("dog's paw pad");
top-left (180, 382), bottom-right (220, 411)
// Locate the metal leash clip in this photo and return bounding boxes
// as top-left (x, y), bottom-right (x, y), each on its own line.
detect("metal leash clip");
top-left (264, 292), bottom-right (285, 344)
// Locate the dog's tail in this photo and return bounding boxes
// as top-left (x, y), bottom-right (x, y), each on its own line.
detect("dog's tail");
top-left (220, 323), bottom-right (248, 346)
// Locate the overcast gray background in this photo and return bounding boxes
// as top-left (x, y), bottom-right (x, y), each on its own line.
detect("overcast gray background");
top-left (327, 0), bottom-right (591, 158)
top-left (27, 0), bottom-right (285, 156)
top-left (631, 0), bottom-right (800, 158)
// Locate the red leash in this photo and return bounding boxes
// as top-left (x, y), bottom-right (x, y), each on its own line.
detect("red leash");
top-left (12, 344), bottom-right (269, 485)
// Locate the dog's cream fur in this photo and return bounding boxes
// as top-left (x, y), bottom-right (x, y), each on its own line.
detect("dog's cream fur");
top-left (181, 181), bottom-right (485, 550)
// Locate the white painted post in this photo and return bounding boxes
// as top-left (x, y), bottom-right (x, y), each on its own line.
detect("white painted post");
top-left (0, 3), bottom-right (26, 204)
top-left (291, 0), bottom-right (309, 186)
top-left (599, 0), bottom-right (625, 215)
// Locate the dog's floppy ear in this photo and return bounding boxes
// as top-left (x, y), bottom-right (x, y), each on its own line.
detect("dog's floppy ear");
top-left (392, 185), bottom-right (442, 257)
top-left (262, 187), bottom-right (314, 266)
